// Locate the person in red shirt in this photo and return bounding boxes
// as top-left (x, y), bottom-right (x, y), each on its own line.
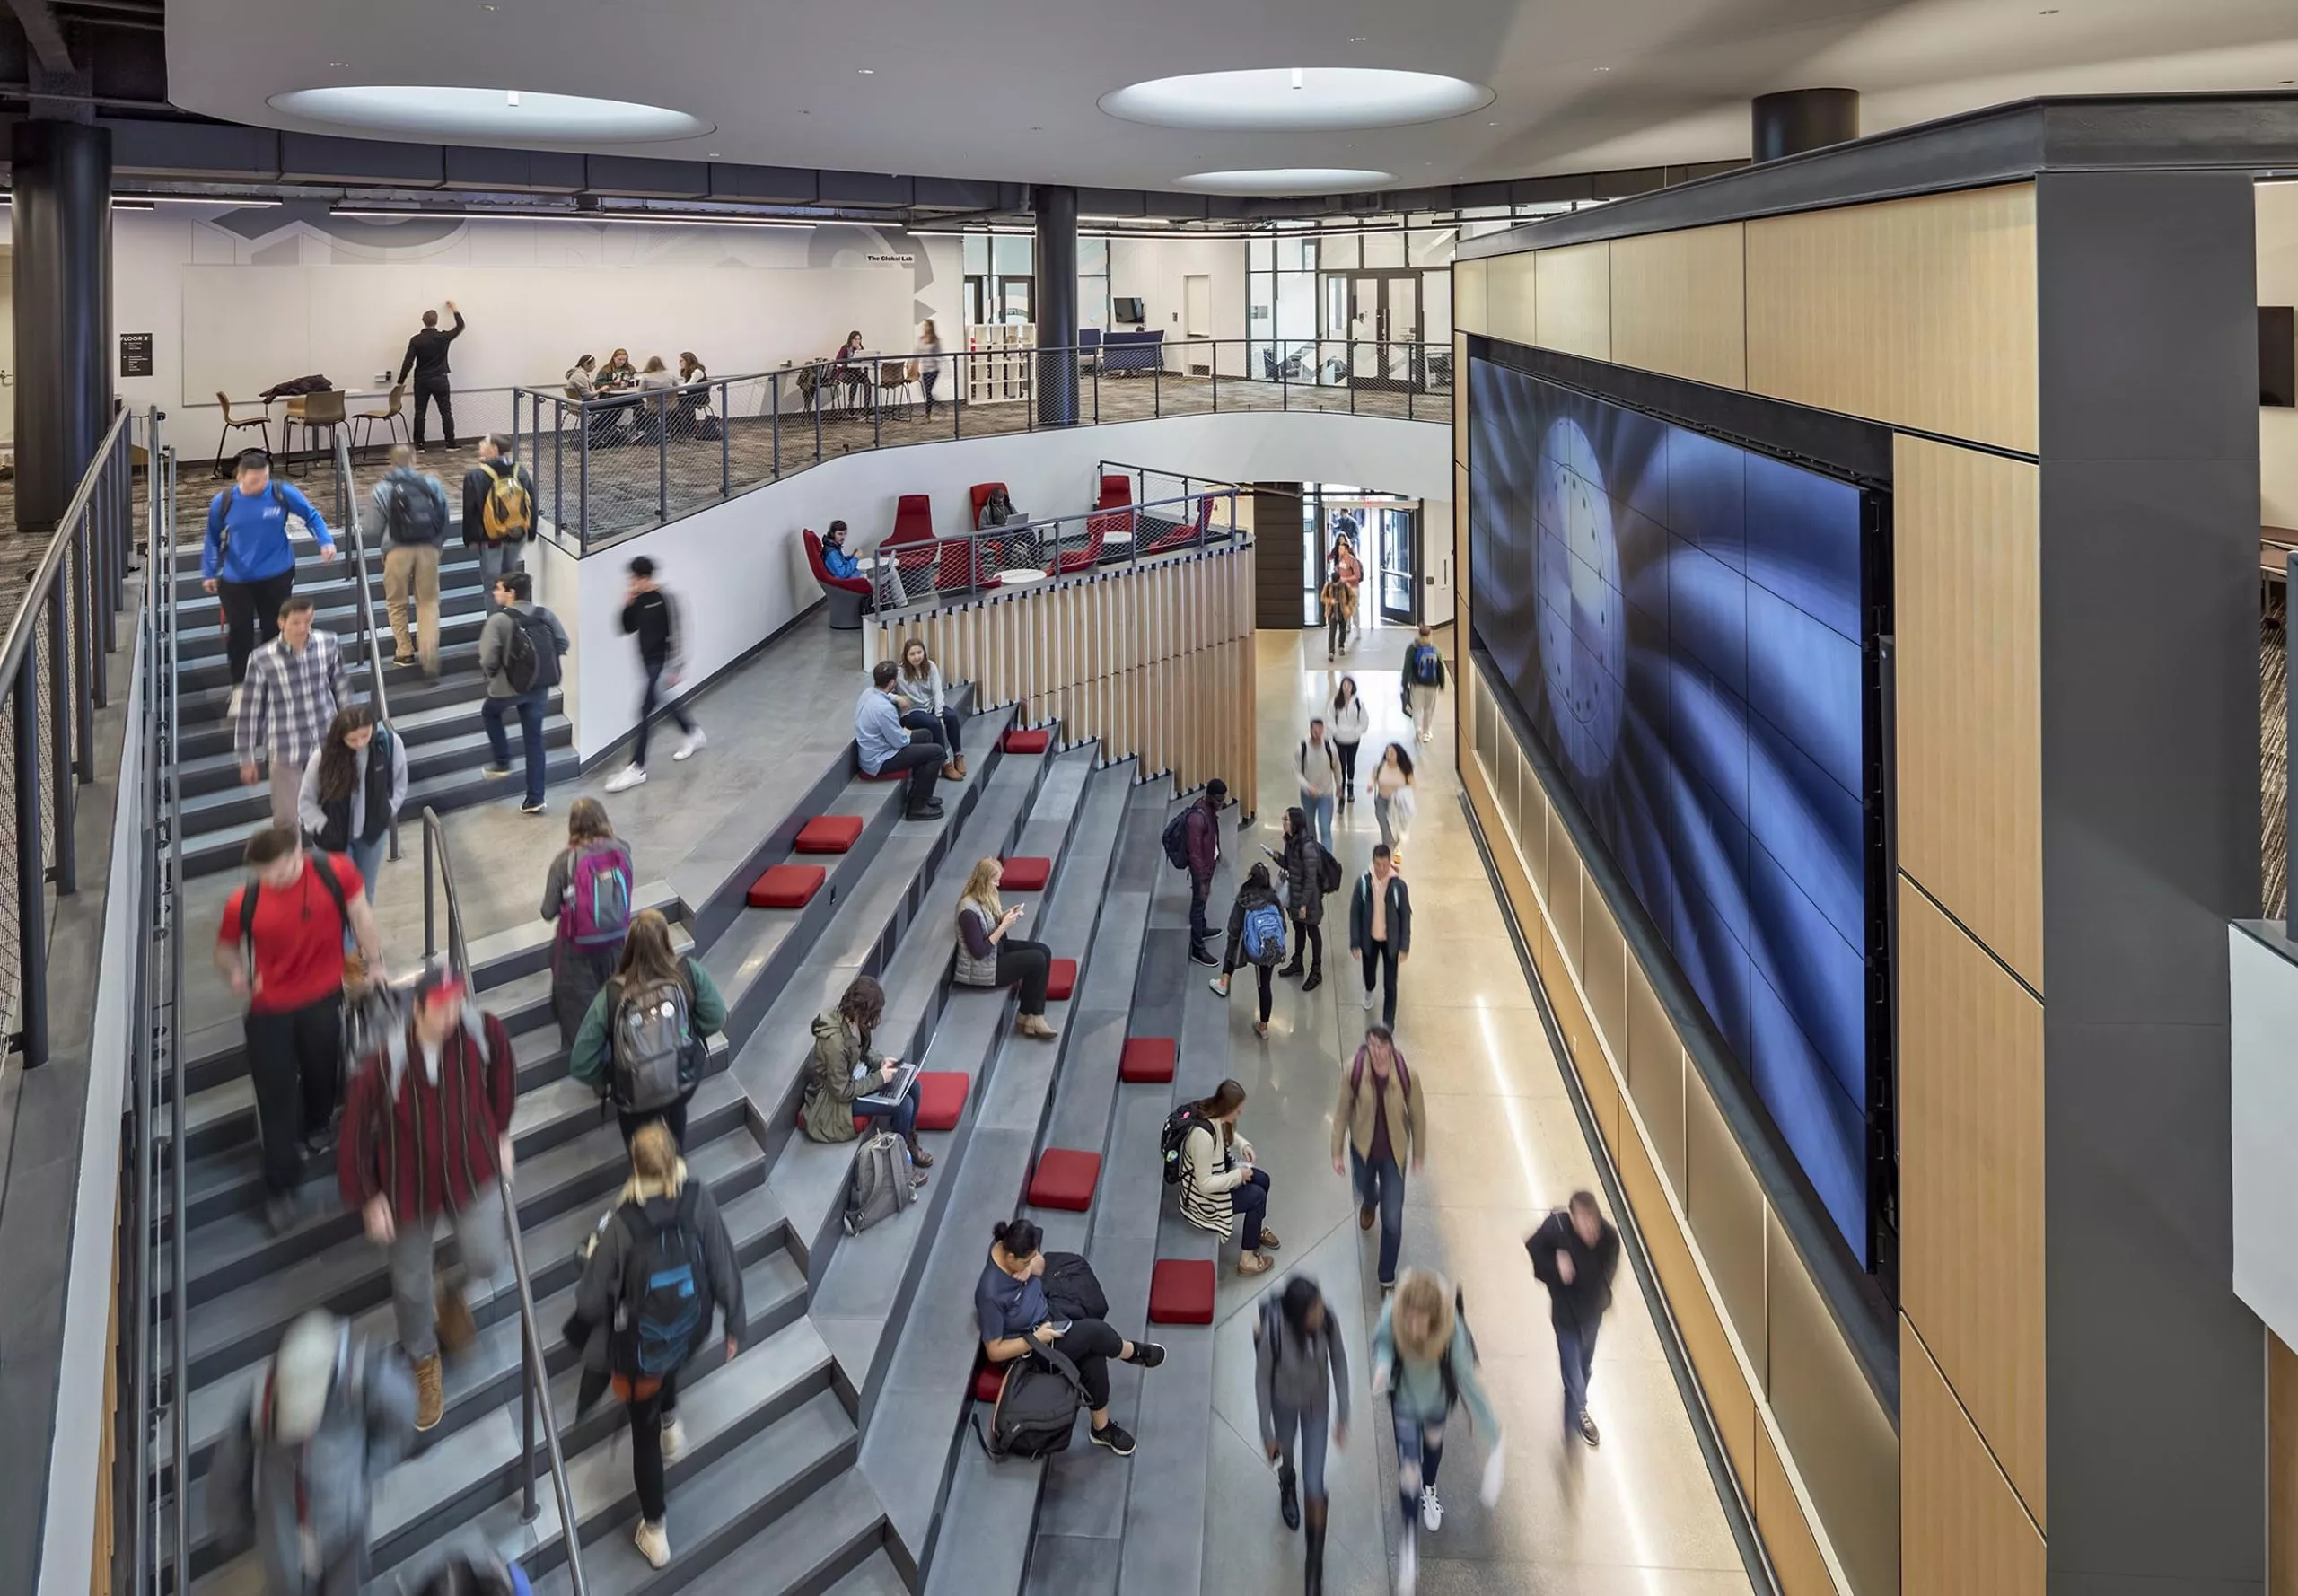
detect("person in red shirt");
top-left (213, 826), bottom-right (384, 1237)
top-left (338, 962), bottom-right (516, 1431)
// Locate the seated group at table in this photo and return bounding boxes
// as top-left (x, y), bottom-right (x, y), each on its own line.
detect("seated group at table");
top-left (563, 349), bottom-right (715, 438)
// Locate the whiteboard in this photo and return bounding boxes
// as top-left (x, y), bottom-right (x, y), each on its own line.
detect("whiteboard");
top-left (180, 263), bottom-right (914, 403)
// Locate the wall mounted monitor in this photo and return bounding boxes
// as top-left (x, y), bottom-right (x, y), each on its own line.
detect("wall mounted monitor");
top-left (2262, 306), bottom-right (2295, 408)
top-left (1113, 296), bottom-right (1145, 324)
top-left (1468, 355), bottom-right (1890, 1267)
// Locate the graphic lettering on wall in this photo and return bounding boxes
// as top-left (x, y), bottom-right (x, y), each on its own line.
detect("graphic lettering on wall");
top-left (865, 252), bottom-right (917, 266)
top-left (119, 333), bottom-right (154, 378)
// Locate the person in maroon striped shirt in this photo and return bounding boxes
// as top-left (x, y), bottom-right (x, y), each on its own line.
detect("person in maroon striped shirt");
top-left (337, 962), bottom-right (516, 1432)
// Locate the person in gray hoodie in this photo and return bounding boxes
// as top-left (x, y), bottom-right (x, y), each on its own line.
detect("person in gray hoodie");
top-left (207, 1310), bottom-right (417, 1596)
top-left (1256, 1276), bottom-right (1349, 1596)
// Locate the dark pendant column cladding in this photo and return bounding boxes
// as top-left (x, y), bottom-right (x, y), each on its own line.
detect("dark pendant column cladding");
top-left (1750, 88), bottom-right (1860, 162)
top-left (1034, 184), bottom-right (1079, 427)
top-left (13, 119), bottom-right (113, 535)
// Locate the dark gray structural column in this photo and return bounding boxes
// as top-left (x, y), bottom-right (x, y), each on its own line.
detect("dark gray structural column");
top-left (1034, 184), bottom-right (1078, 427)
top-left (1750, 89), bottom-right (1859, 162)
top-left (1252, 482), bottom-right (1302, 628)
top-left (12, 119), bottom-right (113, 535)
top-left (2035, 167), bottom-right (2263, 1589)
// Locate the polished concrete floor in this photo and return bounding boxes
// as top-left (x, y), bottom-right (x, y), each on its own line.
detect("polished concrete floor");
top-left (1198, 625), bottom-right (1757, 1596)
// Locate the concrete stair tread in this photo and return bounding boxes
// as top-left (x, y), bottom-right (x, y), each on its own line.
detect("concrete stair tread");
top-left (175, 592), bottom-right (489, 662)
top-left (822, 1551), bottom-right (911, 1596)
top-left (170, 530), bottom-right (478, 575)
top-left (178, 609), bottom-right (493, 689)
top-left (178, 702), bottom-right (566, 793)
top-left (178, 640), bottom-right (490, 725)
top-left (180, 718), bottom-right (574, 824)
top-left (672, 1469), bottom-right (888, 1596)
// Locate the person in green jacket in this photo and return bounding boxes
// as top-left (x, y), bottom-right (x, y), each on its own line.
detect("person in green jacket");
top-left (799, 975), bottom-right (929, 1183)
top-left (570, 908), bottom-right (725, 1148)
top-left (1373, 1267), bottom-right (1505, 1596)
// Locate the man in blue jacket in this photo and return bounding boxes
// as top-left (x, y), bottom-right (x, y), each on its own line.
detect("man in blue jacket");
top-left (856, 659), bottom-right (944, 820)
top-left (202, 448), bottom-right (335, 715)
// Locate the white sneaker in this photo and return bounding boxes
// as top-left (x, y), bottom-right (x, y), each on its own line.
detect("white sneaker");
top-left (673, 727), bottom-right (706, 761)
top-left (1362, 983), bottom-right (1377, 1012)
top-left (634, 1519), bottom-right (670, 1570)
top-left (226, 685), bottom-right (242, 718)
top-left (1420, 1483), bottom-right (1443, 1532)
top-left (604, 764), bottom-right (648, 794)
top-left (660, 1415), bottom-right (687, 1461)
top-left (1396, 1530), bottom-right (1417, 1596)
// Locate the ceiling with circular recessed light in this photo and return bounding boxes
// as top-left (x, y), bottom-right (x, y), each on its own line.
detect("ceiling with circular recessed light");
top-left (268, 85), bottom-right (712, 143)
top-left (169, 0), bottom-right (2298, 196)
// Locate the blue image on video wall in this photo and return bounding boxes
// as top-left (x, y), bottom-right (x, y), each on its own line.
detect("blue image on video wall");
top-left (1468, 358), bottom-right (1874, 1262)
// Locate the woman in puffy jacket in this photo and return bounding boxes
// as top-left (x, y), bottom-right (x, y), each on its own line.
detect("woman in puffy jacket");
top-left (1275, 806), bottom-right (1329, 991)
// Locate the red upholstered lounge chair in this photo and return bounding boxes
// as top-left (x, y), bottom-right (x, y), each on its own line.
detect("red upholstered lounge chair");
top-left (969, 482), bottom-right (1005, 526)
top-left (1143, 495), bottom-right (1215, 554)
top-left (881, 495), bottom-right (938, 599)
top-left (1053, 474), bottom-right (1130, 574)
top-left (803, 527), bottom-right (873, 630)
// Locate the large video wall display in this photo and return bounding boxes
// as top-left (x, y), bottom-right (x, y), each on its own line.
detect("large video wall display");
top-left (1468, 355), bottom-right (1884, 1264)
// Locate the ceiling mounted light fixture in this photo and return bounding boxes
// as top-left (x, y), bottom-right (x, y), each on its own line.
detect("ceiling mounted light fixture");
top-left (268, 85), bottom-right (711, 144)
top-left (1174, 167), bottom-right (1396, 196)
top-left (1103, 68), bottom-right (1490, 131)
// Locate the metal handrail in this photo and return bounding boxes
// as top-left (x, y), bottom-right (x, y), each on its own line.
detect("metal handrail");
top-left (330, 434), bottom-right (400, 860)
top-left (160, 426), bottom-right (189, 1596)
top-left (870, 485), bottom-right (1243, 613)
top-left (417, 807), bottom-right (591, 1596)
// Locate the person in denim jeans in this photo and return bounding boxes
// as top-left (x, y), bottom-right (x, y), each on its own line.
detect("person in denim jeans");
top-left (1331, 1023), bottom-right (1425, 1291)
top-left (477, 570), bottom-right (566, 815)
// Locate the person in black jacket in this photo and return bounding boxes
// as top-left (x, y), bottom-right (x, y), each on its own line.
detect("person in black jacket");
top-left (605, 556), bottom-right (704, 793)
top-left (1209, 862), bottom-right (1285, 1037)
top-left (398, 301), bottom-right (465, 451)
top-left (1527, 1191), bottom-right (1620, 1450)
top-left (1346, 845), bottom-right (1411, 1028)
top-left (1273, 806), bottom-right (1329, 991)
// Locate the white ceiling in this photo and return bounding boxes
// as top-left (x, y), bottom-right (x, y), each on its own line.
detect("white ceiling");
top-left (166, 0), bottom-right (2298, 193)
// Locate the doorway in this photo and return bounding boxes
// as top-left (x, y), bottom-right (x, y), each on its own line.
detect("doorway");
top-left (1330, 272), bottom-right (1420, 392)
top-left (1184, 275), bottom-right (1213, 339)
top-left (1298, 484), bottom-right (1424, 632)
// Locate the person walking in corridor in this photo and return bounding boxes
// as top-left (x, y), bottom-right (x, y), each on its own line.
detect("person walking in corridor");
top-left (237, 595), bottom-right (351, 832)
top-left (1333, 1023), bottom-right (1425, 1291)
top-left (544, 797), bottom-right (634, 1048)
top-left (1368, 743), bottom-right (1417, 864)
top-left (1528, 1190), bottom-right (1621, 1449)
top-left (478, 571), bottom-right (567, 816)
top-left (399, 301), bottom-right (465, 452)
top-left (1330, 677), bottom-right (1369, 808)
top-left (1208, 861), bottom-right (1286, 1039)
top-left (1320, 571), bottom-right (1352, 662)
top-left (1255, 1276), bottom-right (1349, 1596)
top-left (1349, 845), bottom-right (1412, 1029)
top-left (1275, 806), bottom-right (1333, 991)
top-left (1297, 718), bottom-right (1340, 850)
top-left (606, 556), bottom-right (704, 793)
top-left (1374, 1269), bottom-right (1504, 1596)
top-left (1401, 627), bottom-right (1446, 745)
top-left (202, 448), bottom-right (336, 717)
top-left (462, 434), bottom-right (535, 611)
top-left (1180, 777), bottom-right (1226, 967)
top-left (372, 443), bottom-right (449, 678)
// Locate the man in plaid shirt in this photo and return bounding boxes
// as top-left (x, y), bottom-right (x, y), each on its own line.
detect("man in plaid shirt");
top-left (238, 593), bottom-right (351, 830)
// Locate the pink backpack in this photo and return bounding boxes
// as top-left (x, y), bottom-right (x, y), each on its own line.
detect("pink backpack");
top-left (563, 843), bottom-right (634, 948)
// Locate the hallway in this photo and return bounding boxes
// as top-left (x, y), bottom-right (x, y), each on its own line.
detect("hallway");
top-left (1196, 627), bottom-right (1759, 1595)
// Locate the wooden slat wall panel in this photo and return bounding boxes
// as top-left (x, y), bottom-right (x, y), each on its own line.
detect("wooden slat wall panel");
top-left (1486, 252), bottom-right (1536, 346)
top-left (1902, 1320), bottom-right (2047, 1596)
top-left (1759, 1420), bottom-right (1847, 1596)
top-left (1899, 879), bottom-right (2047, 1526)
top-left (1891, 434), bottom-right (2043, 990)
top-left (1533, 241), bottom-right (1610, 361)
top-left (1453, 258), bottom-right (1488, 338)
top-left (1744, 183), bottom-right (2038, 454)
top-left (1609, 224), bottom-right (1749, 390)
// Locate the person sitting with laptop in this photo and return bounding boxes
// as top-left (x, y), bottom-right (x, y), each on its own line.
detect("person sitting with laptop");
top-left (799, 974), bottom-right (928, 1183)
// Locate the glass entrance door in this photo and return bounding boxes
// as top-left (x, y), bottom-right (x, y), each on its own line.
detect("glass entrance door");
top-left (1337, 272), bottom-right (1423, 392)
top-left (1378, 506), bottom-right (1418, 624)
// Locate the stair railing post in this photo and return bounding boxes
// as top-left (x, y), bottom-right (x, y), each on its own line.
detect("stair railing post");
top-left (520, 1329), bottom-right (538, 1522)
top-left (657, 396), bottom-right (670, 523)
top-left (770, 373), bottom-right (782, 479)
top-left (720, 380), bottom-right (731, 499)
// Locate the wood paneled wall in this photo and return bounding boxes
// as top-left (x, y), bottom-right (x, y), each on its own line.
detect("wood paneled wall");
top-left (1486, 253), bottom-right (1536, 347)
top-left (1609, 224), bottom-right (1748, 390)
top-left (1902, 1322), bottom-right (2047, 1595)
top-left (869, 547), bottom-right (1257, 812)
top-left (1533, 241), bottom-right (1610, 360)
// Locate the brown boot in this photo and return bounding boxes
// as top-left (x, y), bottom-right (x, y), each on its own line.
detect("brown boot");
top-left (435, 1283), bottom-right (476, 1356)
top-left (954, 755), bottom-right (969, 779)
top-left (1017, 1013), bottom-right (1059, 1040)
top-left (414, 1354), bottom-right (443, 1431)
top-left (942, 761), bottom-right (960, 782)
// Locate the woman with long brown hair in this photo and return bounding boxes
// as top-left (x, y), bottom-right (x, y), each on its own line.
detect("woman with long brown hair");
top-left (1176, 1078), bottom-right (1277, 1275)
top-left (800, 974), bottom-right (928, 1180)
top-left (569, 908), bottom-right (725, 1147)
top-left (543, 797), bottom-right (634, 1048)
top-left (895, 636), bottom-right (964, 779)
top-left (297, 701), bottom-right (407, 899)
top-left (954, 857), bottom-right (1056, 1039)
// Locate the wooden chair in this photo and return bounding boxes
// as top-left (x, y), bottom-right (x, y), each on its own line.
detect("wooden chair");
top-left (212, 392), bottom-right (272, 478)
top-left (875, 360), bottom-right (917, 421)
top-left (282, 389), bottom-right (348, 476)
top-left (352, 383), bottom-right (408, 457)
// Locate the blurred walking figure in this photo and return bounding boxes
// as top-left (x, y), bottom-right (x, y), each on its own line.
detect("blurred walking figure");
top-left (1373, 1269), bottom-right (1504, 1596)
top-left (1528, 1190), bottom-right (1621, 1448)
top-left (1255, 1276), bottom-right (1349, 1596)
top-left (1401, 625), bottom-right (1446, 744)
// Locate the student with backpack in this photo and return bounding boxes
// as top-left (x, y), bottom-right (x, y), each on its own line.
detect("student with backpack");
top-left (201, 447), bottom-right (336, 716)
top-left (206, 1309), bottom-right (417, 1596)
top-left (1208, 861), bottom-right (1286, 1038)
top-left (1401, 626), bottom-right (1447, 746)
top-left (569, 1120), bottom-right (744, 1571)
top-left (1296, 718), bottom-right (1340, 850)
top-left (298, 703), bottom-right (407, 901)
top-left (1329, 676), bottom-right (1369, 805)
top-left (462, 434), bottom-right (535, 611)
top-left (1254, 1276), bottom-right (1349, 1596)
top-left (1332, 1024), bottom-right (1425, 1291)
top-left (605, 555), bottom-right (704, 793)
top-left (570, 908), bottom-right (724, 1149)
top-left (1320, 572), bottom-right (1353, 662)
top-left (215, 826), bottom-right (385, 1237)
top-left (371, 443), bottom-right (450, 677)
top-left (799, 974), bottom-right (929, 1183)
top-left (337, 963), bottom-right (515, 1434)
top-left (543, 798), bottom-right (634, 1047)
top-left (1168, 777), bottom-right (1226, 967)
top-left (1173, 1079), bottom-right (1278, 1276)
top-left (478, 570), bottom-right (567, 815)
top-left (1527, 1190), bottom-right (1621, 1450)
top-left (977, 1217), bottom-right (1164, 1459)
top-left (1373, 1268), bottom-right (1505, 1596)
top-left (1349, 845), bottom-right (1413, 1028)
top-left (1273, 805), bottom-right (1338, 990)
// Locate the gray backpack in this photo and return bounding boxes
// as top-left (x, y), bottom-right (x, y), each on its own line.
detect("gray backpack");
top-left (843, 1131), bottom-right (917, 1235)
top-left (610, 974), bottom-right (697, 1114)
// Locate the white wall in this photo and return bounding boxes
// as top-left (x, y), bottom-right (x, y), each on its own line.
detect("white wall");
top-left (2263, 181), bottom-right (2298, 528)
top-left (1110, 235), bottom-right (1248, 359)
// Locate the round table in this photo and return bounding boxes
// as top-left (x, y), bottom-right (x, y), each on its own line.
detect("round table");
top-left (997, 567), bottom-right (1048, 583)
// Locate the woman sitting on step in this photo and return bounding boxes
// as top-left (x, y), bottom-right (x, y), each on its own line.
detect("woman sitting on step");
top-left (799, 974), bottom-right (929, 1180)
top-left (978, 1216), bottom-right (1164, 1458)
top-left (953, 857), bottom-right (1057, 1040)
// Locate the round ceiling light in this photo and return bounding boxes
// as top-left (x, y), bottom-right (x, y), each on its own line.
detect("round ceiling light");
top-left (267, 85), bottom-right (712, 144)
top-left (1173, 168), bottom-right (1396, 196)
top-left (1102, 68), bottom-right (1490, 132)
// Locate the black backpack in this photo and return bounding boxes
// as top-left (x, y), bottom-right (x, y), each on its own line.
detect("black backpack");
top-left (1439, 1286), bottom-right (1480, 1412)
top-left (387, 475), bottom-right (446, 547)
top-left (239, 851), bottom-right (351, 962)
top-left (1159, 1102), bottom-right (1206, 1186)
top-left (1315, 841), bottom-right (1343, 897)
top-left (1161, 807), bottom-right (1193, 870)
top-left (504, 609), bottom-right (561, 693)
top-left (975, 1341), bottom-right (1088, 1460)
top-left (613, 1186), bottom-right (714, 1381)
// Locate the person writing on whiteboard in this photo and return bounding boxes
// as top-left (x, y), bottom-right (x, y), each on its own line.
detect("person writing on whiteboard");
top-left (397, 300), bottom-right (465, 453)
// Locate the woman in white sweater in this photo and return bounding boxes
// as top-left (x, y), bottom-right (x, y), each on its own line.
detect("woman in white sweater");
top-left (1179, 1079), bottom-right (1278, 1276)
top-left (895, 637), bottom-right (965, 780)
top-left (916, 320), bottom-right (946, 417)
top-left (1329, 675), bottom-right (1371, 807)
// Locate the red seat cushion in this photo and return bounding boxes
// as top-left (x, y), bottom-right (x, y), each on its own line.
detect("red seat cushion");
top-left (858, 765), bottom-right (905, 782)
top-left (792, 1103), bottom-right (870, 1133)
top-left (794, 815), bottom-right (864, 854)
top-left (1148, 1258), bottom-right (1216, 1325)
top-left (916, 1070), bottom-right (969, 1132)
top-left (1001, 855), bottom-right (1051, 891)
top-left (1045, 958), bottom-right (1076, 1002)
top-left (746, 863), bottom-right (825, 909)
top-left (1003, 727), bottom-right (1050, 754)
top-left (1118, 1037), bottom-right (1176, 1083)
top-left (972, 1362), bottom-right (1005, 1403)
top-left (1027, 1149), bottom-right (1102, 1212)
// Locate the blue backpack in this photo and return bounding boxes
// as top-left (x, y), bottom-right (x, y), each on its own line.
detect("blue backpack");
top-left (1241, 900), bottom-right (1287, 968)
top-left (614, 1185), bottom-right (713, 1380)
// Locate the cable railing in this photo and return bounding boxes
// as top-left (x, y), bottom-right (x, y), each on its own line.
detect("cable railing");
top-left (329, 433), bottom-right (402, 862)
top-left (417, 806), bottom-right (592, 1596)
top-left (509, 335), bottom-right (1449, 551)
